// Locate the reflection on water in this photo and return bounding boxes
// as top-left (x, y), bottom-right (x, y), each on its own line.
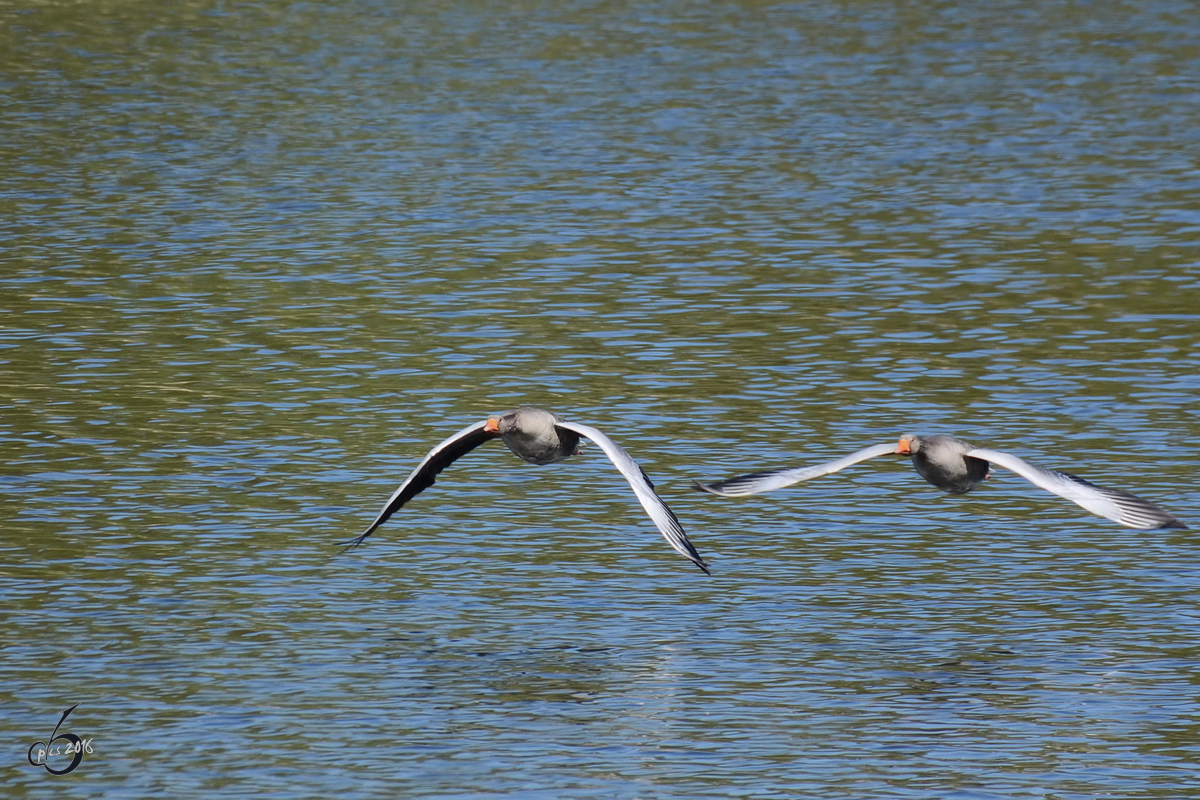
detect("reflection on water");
top-left (2, 0), bottom-right (1198, 796)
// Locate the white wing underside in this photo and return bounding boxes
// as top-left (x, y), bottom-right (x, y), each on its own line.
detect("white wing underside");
top-left (967, 448), bottom-right (1182, 530)
top-left (555, 420), bottom-right (710, 574)
top-left (694, 443), bottom-right (899, 497)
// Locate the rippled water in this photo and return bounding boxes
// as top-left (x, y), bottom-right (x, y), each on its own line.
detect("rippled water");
top-left (3, 1), bottom-right (1199, 796)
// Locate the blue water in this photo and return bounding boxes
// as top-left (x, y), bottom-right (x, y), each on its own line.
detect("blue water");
top-left (2, 1), bottom-right (1198, 796)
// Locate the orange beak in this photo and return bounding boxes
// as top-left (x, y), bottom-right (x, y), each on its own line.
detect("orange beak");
top-left (484, 418), bottom-right (500, 433)
top-left (895, 438), bottom-right (911, 455)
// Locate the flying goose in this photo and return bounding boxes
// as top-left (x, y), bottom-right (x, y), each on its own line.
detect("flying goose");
top-left (695, 433), bottom-right (1185, 530)
top-left (346, 407), bottom-right (710, 573)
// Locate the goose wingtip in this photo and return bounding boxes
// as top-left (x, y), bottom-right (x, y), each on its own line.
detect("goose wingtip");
top-left (338, 528), bottom-right (374, 552)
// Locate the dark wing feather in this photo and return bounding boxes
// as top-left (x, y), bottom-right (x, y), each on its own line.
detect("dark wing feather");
top-left (343, 420), bottom-right (498, 549)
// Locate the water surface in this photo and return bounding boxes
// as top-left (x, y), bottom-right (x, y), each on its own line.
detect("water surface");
top-left (2, 1), bottom-right (1199, 797)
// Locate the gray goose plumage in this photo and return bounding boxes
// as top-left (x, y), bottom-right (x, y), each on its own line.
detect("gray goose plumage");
top-left (695, 433), bottom-right (1186, 530)
top-left (346, 407), bottom-right (710, 574)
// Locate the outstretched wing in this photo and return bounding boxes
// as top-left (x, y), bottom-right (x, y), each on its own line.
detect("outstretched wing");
top-left (966, 447), bottom-right (1186, 530)
top-left (343, 420), bottom-right (499, 549)
top-left (554, 421), bottom-right (711, 575)
top-left (693, 442), bottom-right (899, 497)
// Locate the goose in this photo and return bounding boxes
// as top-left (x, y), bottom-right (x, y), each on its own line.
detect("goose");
top-left (345, 407), bottom-right (710, 573)
top-left (694, 433), bottom-right (1185, 530)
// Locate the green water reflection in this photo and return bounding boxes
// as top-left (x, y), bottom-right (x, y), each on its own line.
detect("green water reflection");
top-left (2, 0), bottom-right (1198, 796)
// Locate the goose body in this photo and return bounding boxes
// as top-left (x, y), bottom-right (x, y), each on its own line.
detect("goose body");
top-left (903, 434), bottom-right (991, 494)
